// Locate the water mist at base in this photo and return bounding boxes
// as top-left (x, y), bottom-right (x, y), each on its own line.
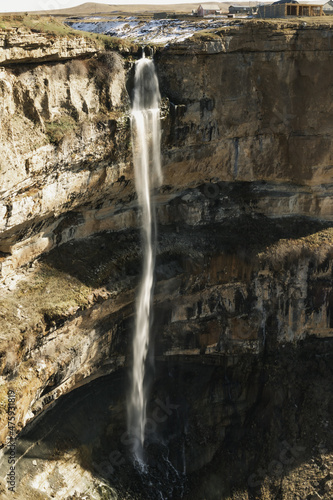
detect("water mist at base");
top-left (128, 53), bottom-right (162, 463)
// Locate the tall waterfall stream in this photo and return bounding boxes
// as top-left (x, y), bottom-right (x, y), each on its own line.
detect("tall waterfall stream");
top-left (127, 53), bottom-right (162, 463)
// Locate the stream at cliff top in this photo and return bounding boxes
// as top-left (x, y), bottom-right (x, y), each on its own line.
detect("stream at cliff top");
top-left (66, 17), bottom-right (232, 44)
top-left (127, 53), bottom-right (162, 463)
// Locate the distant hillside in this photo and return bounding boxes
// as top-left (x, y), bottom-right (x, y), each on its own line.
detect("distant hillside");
top-left (3, 2), bottom-right (276, 17)
top-left (0, 1), bottom-right (277, 17)
top-left (35, 2), bottom-right (199, 15)
top-left (31, 2), bottom-right (231, 16)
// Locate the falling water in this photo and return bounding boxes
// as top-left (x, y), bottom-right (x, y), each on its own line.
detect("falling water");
top-left (128, 52), bottom-right (162, 462)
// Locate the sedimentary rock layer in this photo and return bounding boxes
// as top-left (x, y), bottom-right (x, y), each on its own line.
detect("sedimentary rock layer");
top-left (0, 22), bottom-right (333, 492)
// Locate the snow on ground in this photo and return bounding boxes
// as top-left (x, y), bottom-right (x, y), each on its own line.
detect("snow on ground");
top-left (67, 16), bottom-right (230, 44)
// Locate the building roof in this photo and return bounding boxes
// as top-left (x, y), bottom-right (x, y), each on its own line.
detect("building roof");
top-left (199, 3), bottom-right (221, 10)
top-left (272, 0), bottom-right (327, 3)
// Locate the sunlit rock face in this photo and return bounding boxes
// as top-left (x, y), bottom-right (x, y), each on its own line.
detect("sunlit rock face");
top-left (1, 20), bottom-right (333, 500)
top-left (0, 47), bottom-right (132, 276)
top-left (156, 21), bottom-right (333, 203)
top-left (1, 22), bottom-right (333, 279)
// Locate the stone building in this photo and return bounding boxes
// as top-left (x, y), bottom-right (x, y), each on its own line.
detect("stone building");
top-left (229, 4), bottom-right (258, 15)
top-left (324, 0), bottom-right (333, 14)
top-left (197, 3), bottom-right (221, 16)
top-left (258, 0), bottom-right (325, 18)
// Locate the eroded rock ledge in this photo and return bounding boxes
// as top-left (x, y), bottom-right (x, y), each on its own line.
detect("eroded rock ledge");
top-left (0, 28), bottom-right (100, 65)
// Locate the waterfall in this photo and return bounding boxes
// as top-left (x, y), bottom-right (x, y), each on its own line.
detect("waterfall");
top-left (127, 53), bottom-right (162, 462)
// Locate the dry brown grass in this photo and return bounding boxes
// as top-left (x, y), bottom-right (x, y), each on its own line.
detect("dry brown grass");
top-left (260, 227), bottom-right (333, 271)
top-left (0, 262), bottom-right (92, 353)
top-left (0, 14), bottom-right (137, 53)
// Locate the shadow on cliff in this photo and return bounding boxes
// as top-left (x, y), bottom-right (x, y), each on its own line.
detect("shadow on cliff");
top-left (5, 337), bottom-right (333, 500)
top-left (41, 211), bottom-right (333, 290)
top-left (183, 337), bottom-right (333, 500)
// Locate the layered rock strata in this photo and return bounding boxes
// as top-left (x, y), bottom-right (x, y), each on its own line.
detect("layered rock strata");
top-left (0, 19), bottom-right (333, 499)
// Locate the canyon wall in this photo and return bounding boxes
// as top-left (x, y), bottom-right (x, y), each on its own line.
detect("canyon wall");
top-left (157, 21), bottom-right (333, 208)
top-left (0, 20), bottom-right (333, 499)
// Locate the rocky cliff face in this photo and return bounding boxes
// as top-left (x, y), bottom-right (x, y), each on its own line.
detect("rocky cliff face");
top-left (0, 28), bottom-right (100, 64)
top-left (157, 21), bottom-right (333, 211)
top-left (0, 20), bottom-right (333, 500)
top-left (0, 36), bottom-right (132, 276)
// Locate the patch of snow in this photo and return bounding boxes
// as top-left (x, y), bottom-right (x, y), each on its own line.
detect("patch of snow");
top-left (68, 17), bottom-right (228, 45)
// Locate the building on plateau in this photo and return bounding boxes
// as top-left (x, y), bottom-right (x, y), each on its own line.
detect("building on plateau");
top-left (197, 3), bottom-right (221, 16)
top-left (323, 0), bottom-right (333, 14)
top-left (229, 5), bottom-right (258, 15)
top-left (258, 0), bottom-right (325, 18)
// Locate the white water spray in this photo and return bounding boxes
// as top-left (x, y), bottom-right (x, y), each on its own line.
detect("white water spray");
top-left (128, 53), bottom-right (162, 461)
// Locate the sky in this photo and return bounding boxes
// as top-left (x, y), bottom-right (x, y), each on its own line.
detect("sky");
top-left (0, 0), bottom-right (326, 12)
top-left (1, 0), bottom-right (203, 13)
